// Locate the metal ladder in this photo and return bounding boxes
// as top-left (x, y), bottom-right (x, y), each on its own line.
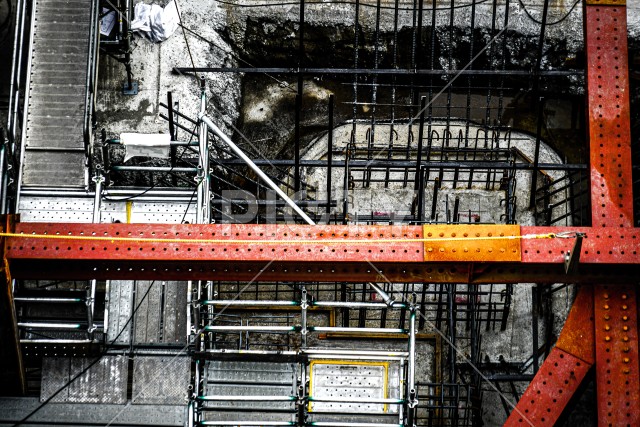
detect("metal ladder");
top-left (18, 0), bottom-right (98, 189)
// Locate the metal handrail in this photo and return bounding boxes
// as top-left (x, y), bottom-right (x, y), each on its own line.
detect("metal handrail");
top-left (83, 0), bottom-right (101, 183)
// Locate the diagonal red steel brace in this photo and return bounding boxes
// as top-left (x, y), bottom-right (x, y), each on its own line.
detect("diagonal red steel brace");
top-left (504, 287), bottom-right (595, 426)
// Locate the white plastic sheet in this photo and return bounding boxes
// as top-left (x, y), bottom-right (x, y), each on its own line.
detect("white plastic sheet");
top-left (131, 1), bottom-right (178, 43)
top-left (121, 133), bottom-right (171, 161)
top-left (100, 8), bottom-right (117, 36)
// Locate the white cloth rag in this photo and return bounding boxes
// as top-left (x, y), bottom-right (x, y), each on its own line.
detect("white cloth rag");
top-left (131, 1), bottom-right (178, 43)
top-left (121, 133), bottom-right (171, 161)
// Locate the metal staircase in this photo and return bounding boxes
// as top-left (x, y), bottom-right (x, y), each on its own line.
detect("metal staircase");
top-left (19, 0), bottom-right (98, 189)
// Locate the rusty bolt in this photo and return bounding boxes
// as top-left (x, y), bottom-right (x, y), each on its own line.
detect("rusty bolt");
top-left (439, 232), bottom-right (444, 237)
top-left (427, 248), bottom-right (433, 252)
top-left (605, 315), bottom-right (611, 320)
top-left (605, 325), bottom-right (611, 331)
top-left (622, 294), bottom-right (628, 300)
top-left (623, 336), bottom-right (629, 342)
top-left (623, 326), bottom-right (629, 331)
top-left (623, 315), bottom-right (629, 321)
top-left (604, 304), bottom-right (610, 310)
top-left (488, 248), bottom-right (493, 253)
top-left (439, 248), bottom-right (445, 252)
top-left (623, 358), bottom-right (630, 364)
top-left (623, 347), bottom-right (630, 353)
top-left (622, 305), bottom-right (628, 310)
top-left (500, 248), bottom-right (505, 253)
top-left (623, 368), bottom-right (631, 375)
top-left (463, 248), bottom-right (468, 252)
top-left (604, 293), bottom-right (610, 299)
top-left (605, 336), bottom-right (611, 342)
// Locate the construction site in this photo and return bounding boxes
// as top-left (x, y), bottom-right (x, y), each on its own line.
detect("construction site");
top-left (0, 0), bottom-right (639, 426)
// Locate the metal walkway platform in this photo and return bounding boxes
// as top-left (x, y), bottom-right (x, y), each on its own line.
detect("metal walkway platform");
top-left (19, 0), bottom-right (98, 188)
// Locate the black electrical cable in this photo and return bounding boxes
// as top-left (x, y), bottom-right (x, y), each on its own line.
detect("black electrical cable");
top-left (12, 280), bottom-right (159, 427)
top-left (211, 0), bottom-right (491, 11)
top-left (173, 0), bottom-right (197, 72)
top-left (517, 0), bottom-right (581, 26)
top-left (180, 186), bottom-right (198, 224)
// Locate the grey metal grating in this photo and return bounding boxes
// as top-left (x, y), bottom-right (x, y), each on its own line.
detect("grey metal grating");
top-left (107, 281), bottom-right (188, 345)
top-left (204, 361), bottom-right (296, 415)
top-left (40, 356), bottom-right (128, 404)
top-left (132, 356), bottom-right (190, 405)
top-left (22, 0), bottom-right (94, 187)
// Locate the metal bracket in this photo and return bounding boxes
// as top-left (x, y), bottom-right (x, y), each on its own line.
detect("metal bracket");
top-left (122, 81), bottom-right (138, 95)
top-left (564, 232), bottom-right (585, 275)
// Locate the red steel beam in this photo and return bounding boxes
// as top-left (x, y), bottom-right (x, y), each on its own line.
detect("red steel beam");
top-left (2, 223), bottom-right (640, 282)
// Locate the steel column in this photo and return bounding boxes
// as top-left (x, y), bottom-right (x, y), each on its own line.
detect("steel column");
top-left (594, 284), bottom-right (639, 426)
top-left (584, 2), bottom-right (640, 425)
top-left (585, 3), bottom-right (633, 227)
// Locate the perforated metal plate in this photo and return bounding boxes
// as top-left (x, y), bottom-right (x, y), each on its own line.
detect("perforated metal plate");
top-left (101, 201), bottom-right (196, 224)
top-left (19, 197), bottom-right (94, 223)
top-left (309, 361), bottom-right (391, 413)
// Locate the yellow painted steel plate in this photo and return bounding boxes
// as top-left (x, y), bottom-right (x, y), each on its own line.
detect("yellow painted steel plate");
top-left (423, 225), bottom-right (521, 262)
